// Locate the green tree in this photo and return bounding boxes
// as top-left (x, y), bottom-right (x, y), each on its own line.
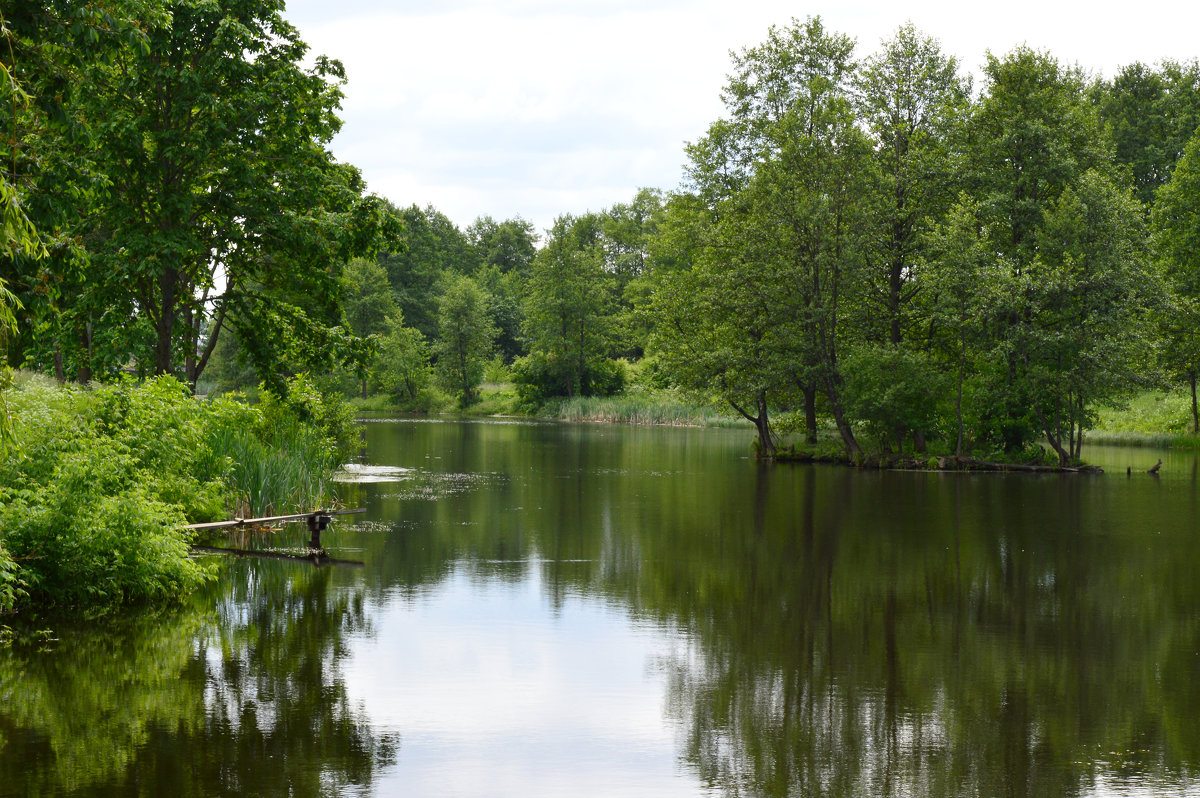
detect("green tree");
top-left (856, 23), bottom-right (970, 345)
top-left (1153, 129), bottom-right (1200, 432)
top-left (922, 197), bottom-right (1000, 456)
top-left (1022, 171), bottom-right (1158, 464)
top-left (434, 274), bottom-right (495, 406)
top-left (522, 213), bottom-right (618, 399)
top-left (3, 0), bottom-right (396, 391)
top-left (467, 215), bottom-right (537, 276)
top-left (373, 310), bottom-right (432, 409)
top-left (964, 46), bottom-right (1117, 453)
top-left (659, 16), bottom-right (870, 454)
top-left (1096, 59), bottom-right (1200, 207)
top-left (380, 204), bottom-right (478, 342)
top-left (342, 256), bottom-right (398, 397)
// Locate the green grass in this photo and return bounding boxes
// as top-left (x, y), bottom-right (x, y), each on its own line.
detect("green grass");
top-left (543, 391), bottom-right (748, 428)
top-left (1088, 390), bottom-right (1200, 448)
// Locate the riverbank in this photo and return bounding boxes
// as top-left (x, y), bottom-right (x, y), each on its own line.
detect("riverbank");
top-left (0, 373), bottom-right (352, 619)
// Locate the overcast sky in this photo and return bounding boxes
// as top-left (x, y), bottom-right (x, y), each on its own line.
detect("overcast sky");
top-left (282, 0), bottom-right (1200, 236)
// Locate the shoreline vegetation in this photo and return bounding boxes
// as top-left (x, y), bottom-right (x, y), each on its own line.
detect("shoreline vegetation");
top-left (356, 380), bottom-right (1200, 468)
top-left (0, 373), bottom-right (354, 622)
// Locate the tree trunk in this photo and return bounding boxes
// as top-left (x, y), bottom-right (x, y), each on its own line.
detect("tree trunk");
top-left (53, 340), bottom-right (65, 383)
top-left (802, 383), bottom-right (817, 445)
top-left (1034, 406), bottom-right (1070, 467)
top-left (955, 334), bottom-right (965, 458)
top-left (820, 373), bottom-right (860, 455)
top-left (76, 321), bottom-right (93, 384)
top-left (190, 303), bottom-right (226, 391)
top-left (730, 391), bottom-right (776, 458)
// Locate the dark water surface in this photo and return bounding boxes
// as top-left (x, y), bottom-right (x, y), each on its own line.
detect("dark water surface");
top-left (4, 419), bottom-right (1200, 797)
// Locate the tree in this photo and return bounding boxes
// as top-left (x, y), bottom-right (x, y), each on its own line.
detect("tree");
top-left (380, 204), bottom-right (477, 342)
top-left (600, 188), bottom-right (665, 358)
top-left (922, 197), bottom-right (999, 456)
top-left (466, 215), bottom-right (537, 361)
top-left (968, 47), bottom-right (1112, 267)
top-left (342, 256), bottom-right (398, 397)
top-left (659, 16), bottom-right (870, 454)
top-left (1096, 59), bottom-right (1200, 207)
top-left (1021, 171), bottom-right (1158, 464)
top-left (467, 215), bottom-right (537, 277)
top-left (373, 311), bottom-right (432, 410)
top-left (964, 46), bottom-right (1117, 453)
top-left (856, 23), bottom-right (970, 345)
top-left (522, 214), bottom-right (617, 399)
top-left (3, 0), bottom-right (397, 392)
top-left (434, 274), bottom-right (495, 406)
top-left (1153, 129), bottom-right (1200, 432)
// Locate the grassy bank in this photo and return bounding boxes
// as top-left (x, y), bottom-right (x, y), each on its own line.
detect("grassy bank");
top-left (0, 373), bottom-right (351, 618)
top-left (542, 392), bottom-right (746, 427)
top-left (1087, 390), bottom-right (1200, 448)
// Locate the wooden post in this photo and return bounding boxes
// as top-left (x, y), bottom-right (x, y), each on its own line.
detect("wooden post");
top-left (306, 512), bottom-right (331, 550)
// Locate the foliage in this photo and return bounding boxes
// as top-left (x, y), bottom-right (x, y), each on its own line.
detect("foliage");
top-left (842, 344), bottom-right (949, 452)
top-left (1095, 59), bottom-right (1200, 205)
top-left (2, 0), bottom-right (398, 390)
top-left (855, 23), bottom-right (970, 345)
top-left (0, 374), bottom-right (350, 613)
top-left (373, 311), bottom-right (434, 410)
top-left (523, 214), bottom-right (618, 398)
top-left (511, 350), bottom-right (626, 411)
top-left (434, 274), bottom-right (496, 407)
top-left (1153, 127), bottom-right (1200, 433)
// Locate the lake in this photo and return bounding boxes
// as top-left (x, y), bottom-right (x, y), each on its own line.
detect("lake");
top-left (3, 418), bottom-right (1200, 797)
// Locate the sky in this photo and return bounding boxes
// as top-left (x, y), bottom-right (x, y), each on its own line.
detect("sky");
top-left (282, 0), bottom-right (1200, 236)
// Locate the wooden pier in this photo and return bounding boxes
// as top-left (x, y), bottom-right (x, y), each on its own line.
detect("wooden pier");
top-left (186, 508), bottom-right (366, 565)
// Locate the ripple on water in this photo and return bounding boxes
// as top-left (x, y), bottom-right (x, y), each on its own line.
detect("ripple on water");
top-left (379, 471), bottom-right (507, 501)
top-left (333, 464), bottom-right (415, 483)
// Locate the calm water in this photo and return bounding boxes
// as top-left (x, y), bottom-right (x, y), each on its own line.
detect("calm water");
top-left (4, 419), bottom-right (1200, 797)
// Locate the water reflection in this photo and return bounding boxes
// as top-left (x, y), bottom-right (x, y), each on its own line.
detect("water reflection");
top-left (339, 421), bottom-right (1200, 797)
top-left (6, 420), bottom-right (1200, 797)
top-left (0, 562), bottom-right (396, 796)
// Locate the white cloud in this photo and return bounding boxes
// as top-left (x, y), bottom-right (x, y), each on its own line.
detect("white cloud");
top-left (283, 0), bottom-right (1200, 232)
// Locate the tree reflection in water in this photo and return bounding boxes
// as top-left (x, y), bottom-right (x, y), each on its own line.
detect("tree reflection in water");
top-left (0, 560), bottom-right (396, 797)
top-left (645, 465), bottom-right (1200, 798)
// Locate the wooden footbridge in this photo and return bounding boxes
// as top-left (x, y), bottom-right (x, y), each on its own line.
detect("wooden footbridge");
top-left (186, 508), bottom-right (366, 567)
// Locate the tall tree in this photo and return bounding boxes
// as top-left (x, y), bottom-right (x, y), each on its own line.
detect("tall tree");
top-left (964, 46), bottom-right (1117, 452)
top-left (856, 23), bottom-right (970, 345)
top-left (1153, 129), bottom-right (1200, 432)
top-left (380, 204), bottom-right (476, 342)
top-left (522, 214), bottom-right (617, 398)
top-left (434, 274), bottom-right (495, 406)
top-left (133, 0), bottom-right (390, 387)
top-left (1022, 171), bottom-right (1159, 464)
top-left (467, 215), bottom-right (537, 276)
top-left (12, 0), bottom-right (397, 392)
top-left (1096, 59), bottom-right (1200, 207)
top-left (662, 16), bottom-right (869, 454)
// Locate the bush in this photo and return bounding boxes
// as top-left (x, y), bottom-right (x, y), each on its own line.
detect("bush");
top-left (511, 352), bottom-right (627, 410)
top-left (0, 373), bottom-right (351, 614)
top-left (842, 345), bottom-right (949, 452)
top-left (0, 377), bottom-right (216, 611)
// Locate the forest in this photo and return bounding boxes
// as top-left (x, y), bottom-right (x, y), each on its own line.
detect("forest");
top-left (4, 1), bottom-right (1200, 473)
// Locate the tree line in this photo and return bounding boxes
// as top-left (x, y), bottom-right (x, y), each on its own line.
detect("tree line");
top-left (4, 5), bottom-right (1200, 465)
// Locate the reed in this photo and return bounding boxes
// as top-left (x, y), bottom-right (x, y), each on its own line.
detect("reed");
top-left (546, 394), bottom-right (746, 428)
